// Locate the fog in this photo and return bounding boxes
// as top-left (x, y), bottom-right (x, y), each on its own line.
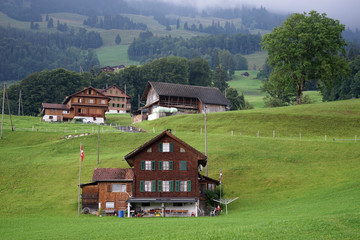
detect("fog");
top-left (155, 0), bottom-right (360, 29)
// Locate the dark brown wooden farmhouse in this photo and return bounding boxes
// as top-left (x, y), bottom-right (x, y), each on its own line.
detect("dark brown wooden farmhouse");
top-left (81, 130), bottom-right (218, 217)
top-left (134, 81), bottom-right (230, 122)
top-left (41, 86), bottom-right (110, 124)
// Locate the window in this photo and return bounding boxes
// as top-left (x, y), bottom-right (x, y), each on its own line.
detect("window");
top-left (89, 99), bottom-right (94, 103)
top-left (145, 161), bottom-right (152, 170)
top-left (117, 97), bottom-right (120, 101)
top-left (159, 142), bottom-right (173, 152)
top-left (101, 100), bottom-right (105, 104)
top-left (180, 148), bottom-right (186, 152)
top-left (116, 91), bottom-right (118, 94)
top-left (78, 98), bottom-right (82, 103)
top-left (177, 180), bottom-right (191, 192)
top-left (158, 161), bottom-right (173, 170)
top-left (77, 108), bottom-right (82, 113)
top-left (144, 181), bottom-right (152, 192)
top-left (105, 202), bottom-right (114, 208)
top-left (49, 116), bottom-right (53, 119)
top-left (112, 104), bottom-right (115, 107)
top-left (147, 147), bottom-right (152, 152)
top-left (163, 161), bottom-right (169, 170)
top-left (162, 181), bottom-right (170, 192)
top-left (180, 181), bottom-right (187, 192)
top-left (208, 183), bottom-right (216, 191)
top-left (113, 184), bottom-right (126, 192)
top-left (110, 90), bottom-right (112, 94)
top-left (113, 97), bottom-right (116, 101)
top-left (88, 90), bottom-right (92, 94)
top-left (62, 110), bottom-right (69, 114)
top-left (180, 161), bottom-right (187, 170)
top-left (117, 104), bottom-right (120, 107)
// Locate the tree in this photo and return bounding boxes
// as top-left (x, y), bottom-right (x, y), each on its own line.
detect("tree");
top-left (261, 11), bottom-right (349, 104)
top-left (213, 65), bottom-right (228, 92)
top-left (115, 34), bottom-right (121, 45)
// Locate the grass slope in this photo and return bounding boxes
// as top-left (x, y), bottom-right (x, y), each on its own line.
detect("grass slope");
top-left (1, 94), bottom-right (360, 239)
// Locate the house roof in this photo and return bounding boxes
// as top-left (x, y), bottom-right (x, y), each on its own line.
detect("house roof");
top-left (41, 103), bottom-right (68, 110)
top-left (63, 86), bottom-right (110, 104)
top-left (124, 130), bottom-right (207, 167)
top-left (141, 82), bottom-right (230, 106)
top-left (92, 168), bottom-right (134, 181)
top-left (198, 173), bottom-right (220, 185)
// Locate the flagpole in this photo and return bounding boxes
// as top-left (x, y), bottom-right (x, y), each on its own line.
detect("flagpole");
top-left (220, 168), bottom-right (222, 207)
top-left (78, 142), bottom-right (82, 217)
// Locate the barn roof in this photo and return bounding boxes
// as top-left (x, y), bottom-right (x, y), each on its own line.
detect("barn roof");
top-left (141, 82), bottom-right (230, 106)
top-left (92, 168), bottom-right (134, 181)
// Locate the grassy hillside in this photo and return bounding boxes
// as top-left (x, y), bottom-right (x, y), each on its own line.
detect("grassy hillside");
top-left (0, 100), bottom-right (359, 239)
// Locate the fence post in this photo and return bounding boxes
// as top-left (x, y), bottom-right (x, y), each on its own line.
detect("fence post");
top-left (273, 130), bottom-right (275, 138)
top-left (355, 135), bottom-right (357, 143)
top-left (75, 130), bottom-right (77, 134)
top-left (153, 127), bottom-right (155, 133)
top-left (65, 127), bottom-right (67, 133)
top-left (231, 130), bottom-right (233, 136)
top-left (32, 126), bottom-right (34, 131)
top-left (201, 128), bottom-right (202, 134)
top-left (299, 133), bottom-right (301, 141)
top-left (325, 135), bottom-right (327, 142)
top-left (257, 130), bottom-right (259, 138)
top-left (240, 132), bottom-right (242, 136)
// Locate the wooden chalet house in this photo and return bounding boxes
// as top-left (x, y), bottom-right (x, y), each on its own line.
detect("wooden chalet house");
top-left (81, 130), bottom-right (219, 217)
top-left (41, 86), bottom-right (110, 124)
top-left (134, 81), bottom-right (230, 122)
top-left (97, 85), bottom-right (131, 114)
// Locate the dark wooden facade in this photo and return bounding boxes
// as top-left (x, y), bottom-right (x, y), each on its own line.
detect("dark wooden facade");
top-left (99, 85), bottom-right (131, 113)
top-left (41, 87), bottom-right (110, 123)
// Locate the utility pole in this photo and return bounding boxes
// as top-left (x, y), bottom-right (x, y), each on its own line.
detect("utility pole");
top-left (205, 105), bottom-right (208, 177)
top-left (5, 84), bottom-right (14, 131)
top-left (1, 83), bottom-right (5, 140)
top-left (97, 124), bottom-right (100, 164)
top-left (18, 90), bottom-right (22, 116)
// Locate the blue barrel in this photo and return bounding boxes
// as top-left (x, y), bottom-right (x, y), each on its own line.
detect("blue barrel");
top-left (118, 210), bottom-right (124, 218)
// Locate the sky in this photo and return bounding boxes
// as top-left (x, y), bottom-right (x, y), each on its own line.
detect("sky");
top-left (157, 0), bottom-right (360, 29)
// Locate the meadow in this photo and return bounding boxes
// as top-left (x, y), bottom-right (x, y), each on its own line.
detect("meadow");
top-left (1, 99), bottom-right (360, 239)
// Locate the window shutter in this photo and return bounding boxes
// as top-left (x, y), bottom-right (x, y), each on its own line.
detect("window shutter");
top-left (158, 180), bottom-right (162, 192)
top-left (180, 161), bottom-right (187, 170)
top-left (152, 180), bottom-right (156, 192)
top-left (140, 180), bottom-right (144, 192)
top-left (141, 160), bottom-right (145, 170)
top-left (159, 143), bottom-right (163, 152)
top-left (169, 161), bottom-right (173, 170)
top-left (175, 180), bottom-right (179, 192)
top-left (187, 180), bottom-right (191, 192)
top-left (170, 180), bottom-right (174, 192)
top-left (170, 143), bottom-right (173, 152)
top-left (159, 161), bottom-right (163, 170)
top-left (152, 161), bottom-right (156, 170)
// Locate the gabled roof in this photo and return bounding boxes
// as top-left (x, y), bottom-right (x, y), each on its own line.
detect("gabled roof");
top-left (92, 168), bottom-right (134, 181)
top-left (63, 86), bottom-right (110, 104)
top-left (124, 131), bottom-right (207, 167)
top-left (141, 82), bottom-right (230, 106)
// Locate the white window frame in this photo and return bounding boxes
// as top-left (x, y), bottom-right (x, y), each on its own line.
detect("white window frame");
top-left (162, 181), bottom-right (170, 192)
top-left (163, 161), bottom-right (169, 170)
top-left (89, 98), bottom-right (94, 103)
top-left (163, 143), bottom-right (170, 152)
top-left (105, 201), bottom-right (114, 208)
top-left (112, 184), bottom-right (126, 192)
top-left (180, 181), bottom-right (187, 192)
top-left (145, 161), bottom-right (152, 170)
top-left (144, 181), bottom-right (152, 192)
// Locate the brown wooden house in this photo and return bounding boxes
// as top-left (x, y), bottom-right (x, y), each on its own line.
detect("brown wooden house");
top-left (81, 130), bottom-right (218, 217)
top-left (41, 87), bottom-right (110, 124)
top-left (98, 85), bottom-right (131, 114)
top-left (135, 81), bottom-right (230, 122)
top-left (124, 130), bottom-right (218, 217)
top-left (81, 168), bottom-right (134, 214)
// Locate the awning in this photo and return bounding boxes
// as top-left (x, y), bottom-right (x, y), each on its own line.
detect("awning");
top-left (127, 197), bottom-right (198, 203)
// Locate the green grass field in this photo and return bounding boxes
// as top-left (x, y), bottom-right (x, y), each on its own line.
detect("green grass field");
top-left (1, 100), bottom-right (360, 239)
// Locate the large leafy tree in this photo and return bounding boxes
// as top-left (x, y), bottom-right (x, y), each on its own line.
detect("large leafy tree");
top-left (261, 11), bottom-right (349, 104)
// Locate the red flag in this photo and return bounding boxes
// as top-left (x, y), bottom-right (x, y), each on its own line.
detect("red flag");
top-left (219, 169), bottom-right (222, 183)
top-left (80, 145), bottom-right (84, 162)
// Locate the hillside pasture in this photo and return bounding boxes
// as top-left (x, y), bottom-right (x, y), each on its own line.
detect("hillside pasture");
top-left (1, 99), bottom-right (360, 239)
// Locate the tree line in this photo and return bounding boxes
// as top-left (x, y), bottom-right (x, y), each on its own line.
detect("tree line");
top-left (83, 14), bottom-right (147, 30)
top-left (3, 56), bottom-right (251, 116)
top-left (0, 26), bottom-right (101, 82)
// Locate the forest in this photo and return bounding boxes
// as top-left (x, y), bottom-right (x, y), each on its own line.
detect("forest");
top-left (128, 32), bottom-right (259, 71)
top-left (83, 14), bottom-right (147, 30)
top-left (0, 26), bottom-right (102, 82)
